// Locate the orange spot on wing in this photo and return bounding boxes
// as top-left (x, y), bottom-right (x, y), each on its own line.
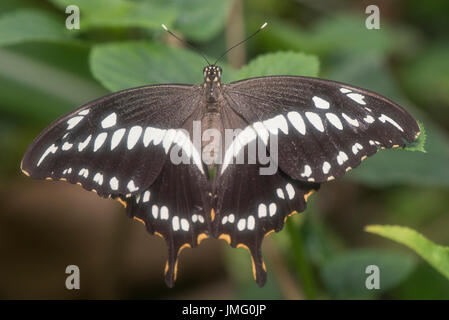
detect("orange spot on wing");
top-left (237, 243), bottom-right (257, 280)
top-left (218, 233), bottom-right (231, 244)
top-left (154, 232), bottom-right (164, 239)
top-left (265, 230), bottom-right (275, 237)
top-left (304, 190), bottom-right (315, 202)
top-left (211, 208), bottom-right (215, 221)
top-left (174, 243), bottom-right (191, 281)
top-left (197, 233), bottom-right (208, 245)
top-left (133, 216), bottom-right (145, 226)
top-left (116, 198), bottom-right (127, 208)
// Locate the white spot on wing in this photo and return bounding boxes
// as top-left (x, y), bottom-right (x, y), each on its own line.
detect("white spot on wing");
top-left (352, 143), bottom-right (363, 155)
top-left (94, 132), bottom-right (108, 152)
top-left (312, 96), bottom-right (330, 109)
top-left (326, 113), bottom-right (343, 130)
top-left (305, 112), bottom-right (324, 132)
top-left (269, 203), bottom-right (277, 216)
top-left (276, 188), bottom-right (285, 199)
top-left (143, 190), bottom-right (150, 202)
top-left (342, 113), bottom-right (359, 127)
top-left (78, 135), bottom-right (92, 152)
top-left (78, 168), bottom-right (89, 178)
top-left (322, 161), bottom-right (331, 174)
top-left (127, 180), bottom-right (139, 192)
top-left (152, 205), bottom-right (158, 219)
top-left (62, 141), bottom-right (73, 151)
top-left (93, 172), bottom-right (103, 185)
top-left (181, 218), bottom-right (189, 231)
top-left (247, 215), bottom-right (255, 231)
top-left (237, 218), bottom-right (246, 231)
top-left (252, 122), bottom-right (269, 145)
top-left (287, 111), bottom-right (306, 135)
top-left (379, 114), bottom-right (404, 132)
top-left (340, 88), bottom-right (352, 93)
top-left (228, 214), bottom-right (235, 223)
top-left (263, 115), bottom-right (288, 135)
top-left (143, 127), bottom-right (166, 147)
top-left (101, 112), bottom-right (117, 128)
top-left (336, 151), bottom-right (348, 165)
top-left (111, 128), bottom-right (126, 150)
top-left (109, 176), bottom-right (119, 190)
top-left (301, 165), bottom-right (312, 178)
top-left (258, 204), bottom-right (267, 218)
top-left (285, 183), bottom-right (295, 199)
top-left (37, 144), bottom-right (58, 166)
top-left (67, 116), bottom-right (83, 130)
top-left (347, 93), bottom-right (366, 105)
top-left (160, 206), bottom-right (169, 220)
top-left (127, 126), bottom-right (142, 150)
top-left (78, 109), bottom-right (90, 116)
top-left (172, 216), bottom-right (180, 231)
top-left (173, 130), bottom-right (204, 174)
top-left (162, 129), bottom-right (176, 153)
top-left (364, 115), bottom-right (375, 124)
top-left (221, 126), bottom-right (257, 173)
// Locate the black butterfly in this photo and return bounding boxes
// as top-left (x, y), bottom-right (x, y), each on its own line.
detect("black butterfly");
top-left (21, 26), bottom-right (420, 288)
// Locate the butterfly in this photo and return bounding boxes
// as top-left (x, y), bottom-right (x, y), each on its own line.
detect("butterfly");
top-left (21, 24), bottom-right (420, 288)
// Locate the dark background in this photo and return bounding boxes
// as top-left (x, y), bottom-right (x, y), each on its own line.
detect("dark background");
top-left (0, 0), bottom-right (448, 299)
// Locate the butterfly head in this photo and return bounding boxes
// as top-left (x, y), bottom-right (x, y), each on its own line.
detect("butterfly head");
top-left (203, 65), bottom-right (222, 83)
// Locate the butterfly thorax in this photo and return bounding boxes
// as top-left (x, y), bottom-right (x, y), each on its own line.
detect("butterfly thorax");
top-left (202, 65), bottom-right (222, 104)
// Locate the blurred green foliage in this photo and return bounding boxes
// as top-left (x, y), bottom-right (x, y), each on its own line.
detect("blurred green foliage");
top-left (1, 0), bottom-right (449, 299)
top-left (367, 225), bottom-right (449, 281)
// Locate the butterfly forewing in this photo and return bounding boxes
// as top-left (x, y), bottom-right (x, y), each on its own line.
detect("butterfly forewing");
top-left (223, 76), bottom-right (420, 183)
top-left (22, 84), bottom-right (202, 197)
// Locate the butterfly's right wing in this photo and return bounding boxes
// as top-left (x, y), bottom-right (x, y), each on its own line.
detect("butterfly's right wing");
top-left (22, 84), bottom-right (213, 288)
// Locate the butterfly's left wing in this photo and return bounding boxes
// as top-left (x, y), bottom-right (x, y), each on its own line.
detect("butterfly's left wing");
top-left (223, 76), bottom-right (420, 183)
top-left (213, 75), bottom-right (420, 286)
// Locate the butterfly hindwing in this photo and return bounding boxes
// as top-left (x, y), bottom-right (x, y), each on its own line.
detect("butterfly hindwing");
top-left (223, 76), bottom-right (420, 183)
top-left (21, 85), bottom-right (202, 197)
top-left (213, 137), bottom-right (319, 286)
top-left (124, 158), bottom-right (211, 288)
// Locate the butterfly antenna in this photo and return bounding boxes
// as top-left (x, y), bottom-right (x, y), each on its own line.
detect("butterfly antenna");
top-left (213, 22), bottom-right (267, 66)
top-left (162, 24), bottom-right (211, 66)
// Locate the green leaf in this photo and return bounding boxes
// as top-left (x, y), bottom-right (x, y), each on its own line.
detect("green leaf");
top-left (90, 41), bottom-right (236, 92)
top-left (405, 121), bottom-right (426, 153)
top-left (0, 9), bottom-right (69, 47)
top-left (49, 0), bottom-right (177, 30)
top-left (171, 0), bottom-right (231, 41)
top-left (400, 44), bottom-right (449, 107)
top-left (234, 51), bottom-right (319, 80)
top-left (320, 249), bottom-right (416, 299)
top-left (250, 13), bottom-right (415, 57)
top-left (366, 225), bottom-right (449, 281)
top-left (0, 43), bottom-right (107, 122)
